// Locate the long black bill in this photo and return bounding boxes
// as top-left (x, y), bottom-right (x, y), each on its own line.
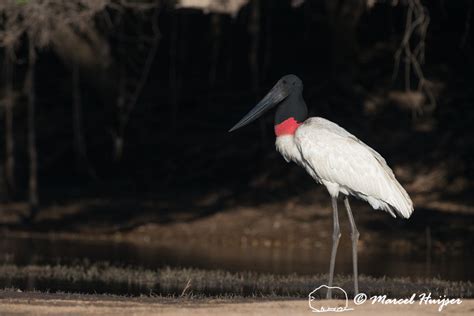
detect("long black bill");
top-left (229, 82), bottom-right (288, 132)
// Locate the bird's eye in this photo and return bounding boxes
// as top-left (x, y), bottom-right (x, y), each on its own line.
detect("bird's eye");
top-left (292, 82), bottom-right (296, 86)
top-left (282, 80), bottom-right (287, 84)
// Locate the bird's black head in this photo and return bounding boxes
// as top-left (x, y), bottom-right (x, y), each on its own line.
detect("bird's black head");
top-left (229, 74), bottom-right (307, 132)
top-left (278, 74), bottom-right (303, 94)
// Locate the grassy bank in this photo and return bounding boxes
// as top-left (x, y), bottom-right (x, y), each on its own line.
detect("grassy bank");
top-left (0, 263), bottom-right (472, 298)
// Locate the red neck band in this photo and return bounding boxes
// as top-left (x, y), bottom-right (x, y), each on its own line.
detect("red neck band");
top-left (274, 117), bottom-right (302, 136)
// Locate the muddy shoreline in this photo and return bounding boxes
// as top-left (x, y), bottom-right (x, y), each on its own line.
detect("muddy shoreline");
top-left (0, 291), bottom-right (473, 316)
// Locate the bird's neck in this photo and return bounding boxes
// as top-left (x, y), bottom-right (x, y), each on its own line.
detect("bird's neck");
top-left (274, 93), bottom-right (307, 136)
top-left (274, 117), bottom-right (302, 136)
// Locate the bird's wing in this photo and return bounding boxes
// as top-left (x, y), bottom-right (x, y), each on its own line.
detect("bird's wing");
top-left (294, 117), bottom-right (413, 218)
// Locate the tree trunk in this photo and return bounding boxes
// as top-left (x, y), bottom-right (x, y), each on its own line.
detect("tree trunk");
top-left (72, 63), bottom-right (96, 178)
top-left (325, 0), bottom-right (366, 86)
top-left (248, 0), bottom-right (267, 145)
top-left (169, 12), bottom-right (185, 132)
top-left (209, 13), bottom-right (221, 88)
top-left (262, 0), bottom-right (273, 82)
top-left (114, 63), bottom-right (126, 162)
top-left (72, 64), bottom-right (85, 165)
top-left (25, 39), bottom-right (39, 220)
top-left (248, 0), bottom-right (260, 94)
top-left (4, 45), bottom-right (15, 198)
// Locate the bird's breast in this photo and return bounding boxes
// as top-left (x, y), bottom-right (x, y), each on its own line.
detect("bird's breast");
top-left (275, 134), bottom-right (302, 164)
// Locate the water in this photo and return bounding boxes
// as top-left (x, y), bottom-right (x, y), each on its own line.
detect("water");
top-left (1, 236), bottom-right (472, 278)
top-left (0, 236), bottom-right (472, 295)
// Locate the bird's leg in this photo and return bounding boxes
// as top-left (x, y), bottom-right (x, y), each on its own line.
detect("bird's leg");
top-left (326, 197), bottom-right (341, 299)
top-left (344, 196), bottom-right (360, 295)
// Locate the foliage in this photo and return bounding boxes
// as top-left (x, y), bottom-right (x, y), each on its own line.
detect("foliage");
top-left (0, 0), bottom-right (109, 48)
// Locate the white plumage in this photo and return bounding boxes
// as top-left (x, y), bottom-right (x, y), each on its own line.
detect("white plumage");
top-left (276, 117), bottom-right (413, 218)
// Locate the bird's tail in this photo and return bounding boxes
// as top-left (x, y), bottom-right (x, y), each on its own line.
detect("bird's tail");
top-left (388, 180), bottom-right (414, 219)
top-left (364, 144), bottom-right (414, 219)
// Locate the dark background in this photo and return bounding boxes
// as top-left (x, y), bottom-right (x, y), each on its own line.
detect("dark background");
top-left (0, 0), bottom-right (472, 249)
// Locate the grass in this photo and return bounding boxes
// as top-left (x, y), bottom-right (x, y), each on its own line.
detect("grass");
top-left (0, 263), bottom-right (472, 298)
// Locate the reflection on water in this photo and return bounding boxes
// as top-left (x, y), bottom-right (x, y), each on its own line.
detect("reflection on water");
top-left (0, 236), bottom-right (472, 294)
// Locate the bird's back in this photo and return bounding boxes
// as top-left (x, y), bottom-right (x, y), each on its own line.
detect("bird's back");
top-left (294, 117), bottom-right (414, 218)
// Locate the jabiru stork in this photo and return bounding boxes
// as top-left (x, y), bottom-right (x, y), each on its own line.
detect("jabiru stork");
top-left (229, 74), bottom-right (414, 299)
